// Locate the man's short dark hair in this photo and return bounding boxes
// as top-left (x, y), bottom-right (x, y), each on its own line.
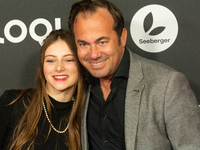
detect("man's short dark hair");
top-left (68, 0), bottom-right (124, 41)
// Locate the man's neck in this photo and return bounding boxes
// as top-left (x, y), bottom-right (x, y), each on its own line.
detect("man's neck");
top-left (100, 77), bottom-right (112, 101)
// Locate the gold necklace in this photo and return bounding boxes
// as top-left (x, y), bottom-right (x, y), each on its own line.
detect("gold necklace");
top-left (42, 97), bottom-right (75, 134)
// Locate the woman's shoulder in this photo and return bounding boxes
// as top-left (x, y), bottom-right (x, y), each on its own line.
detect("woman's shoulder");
top-left (0, 88), bottom-right (35, 121)
top-left (0, 88), bottom-right (35, 106)
top-left (0, 89), bottom-right (22, 105)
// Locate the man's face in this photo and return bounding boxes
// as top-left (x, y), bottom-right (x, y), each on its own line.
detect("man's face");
top-left (73, 8), bottom-right (127, 80)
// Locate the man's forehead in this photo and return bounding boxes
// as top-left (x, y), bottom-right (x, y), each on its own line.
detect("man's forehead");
top-left (75, 7), bottom-right (111, 21)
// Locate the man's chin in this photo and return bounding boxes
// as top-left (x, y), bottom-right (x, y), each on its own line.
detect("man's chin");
top-left (89, 70), bottom-right (105, 78)
top-left (89, 70), bottom-right (113, 80)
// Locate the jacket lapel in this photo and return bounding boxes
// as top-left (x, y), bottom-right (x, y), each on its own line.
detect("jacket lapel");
top-left (81, 88), bottom-right (90, 150)
top-left (125, 49), bottom-right (144, 149)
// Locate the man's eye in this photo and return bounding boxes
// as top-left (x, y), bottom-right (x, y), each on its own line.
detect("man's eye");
top-left (99, 41), bottom-right (107, 46)
top-left (80, 43), bottom-right (87, 47)
top-left (100, 41), bottom-right (105, 45)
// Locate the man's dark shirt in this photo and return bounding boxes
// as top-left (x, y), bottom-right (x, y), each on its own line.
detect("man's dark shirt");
top-left (86, 48), bottom-right (130, 150)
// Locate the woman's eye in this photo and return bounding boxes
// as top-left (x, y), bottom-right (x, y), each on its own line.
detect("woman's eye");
top-left (46, 60), bottom-right (54, 63)
top-left (65, 59), bottom-right (75, 62)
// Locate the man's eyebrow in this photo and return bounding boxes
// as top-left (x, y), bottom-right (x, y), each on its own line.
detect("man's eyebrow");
top-left (77, 39), bottom-right (88, 43)
top-left (95, 37), bottom-right (110, 43)
top-left (77, 37), bottom-right (110, 44)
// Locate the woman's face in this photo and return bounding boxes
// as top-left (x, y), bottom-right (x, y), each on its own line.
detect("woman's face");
top-left (43, 39), bottom-right (78, 95)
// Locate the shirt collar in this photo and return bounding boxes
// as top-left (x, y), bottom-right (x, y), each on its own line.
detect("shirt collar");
top-left (113, 47), bottom-right (130, 80)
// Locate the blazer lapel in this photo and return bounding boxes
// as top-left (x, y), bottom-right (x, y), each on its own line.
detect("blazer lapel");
top-left (125, 49), bottom-right (144, 149)
top-left (81, 87), bottom-right (90, 150)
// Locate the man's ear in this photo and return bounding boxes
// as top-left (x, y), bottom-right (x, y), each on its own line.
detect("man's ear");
top-left (120, 28), bottom-right (127, 47)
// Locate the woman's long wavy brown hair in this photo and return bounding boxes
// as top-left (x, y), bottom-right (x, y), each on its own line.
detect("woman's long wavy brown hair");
top-left (8, 29), bottom-right (84, 150)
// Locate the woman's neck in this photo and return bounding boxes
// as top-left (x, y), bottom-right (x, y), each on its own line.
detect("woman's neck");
top-left (46, 88), bottom-right (75, 103)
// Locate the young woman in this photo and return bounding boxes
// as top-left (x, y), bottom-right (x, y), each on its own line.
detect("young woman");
top-left (0, 29), bottom-right (84, 150)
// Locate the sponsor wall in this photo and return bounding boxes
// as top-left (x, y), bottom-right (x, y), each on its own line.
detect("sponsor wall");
top-left (1, 1), bottom-right (200, 104)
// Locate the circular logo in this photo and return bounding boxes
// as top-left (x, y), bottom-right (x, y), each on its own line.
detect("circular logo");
top-left (130, 4), bottom-right (178, 53)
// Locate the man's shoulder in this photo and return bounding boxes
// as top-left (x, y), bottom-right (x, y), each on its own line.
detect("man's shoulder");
top-left (128, 49), bottom-right (176, 75)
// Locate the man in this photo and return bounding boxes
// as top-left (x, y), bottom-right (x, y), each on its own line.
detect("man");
top-left (68, 0), bottom-right (200, 149)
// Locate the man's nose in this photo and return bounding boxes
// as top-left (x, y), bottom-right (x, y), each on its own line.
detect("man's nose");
top-left (89, 45), bottom-right (101, 59)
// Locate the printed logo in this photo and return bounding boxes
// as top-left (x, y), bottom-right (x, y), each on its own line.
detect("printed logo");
top-left (0, 18), bottom-right (61, 45)
top-left (130, 4), bottom-right (178, 53)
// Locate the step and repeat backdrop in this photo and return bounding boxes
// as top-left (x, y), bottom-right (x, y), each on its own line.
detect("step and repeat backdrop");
top-left (0, 0), bottom-right (200, 103)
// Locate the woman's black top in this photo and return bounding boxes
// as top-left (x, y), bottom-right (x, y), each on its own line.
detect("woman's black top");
top-left (0, 89), bottom-right (74, 150)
